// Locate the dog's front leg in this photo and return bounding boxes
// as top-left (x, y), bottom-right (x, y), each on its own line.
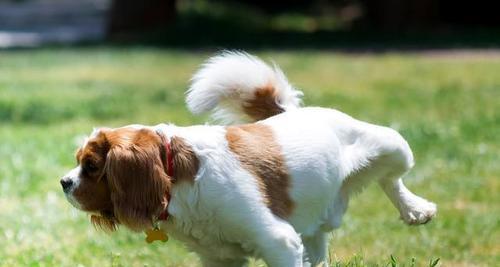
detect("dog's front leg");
top-left (255, 220), bottom-right (304, 267)
top-left (302, 230), bottom-right (328, 267)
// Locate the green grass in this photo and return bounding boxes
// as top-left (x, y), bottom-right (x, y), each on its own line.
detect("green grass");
top-left (0, 48), bottom-right (498, 267)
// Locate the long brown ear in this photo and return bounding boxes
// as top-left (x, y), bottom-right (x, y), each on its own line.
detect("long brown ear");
top-left (105, 129), bottom-right (171, 231)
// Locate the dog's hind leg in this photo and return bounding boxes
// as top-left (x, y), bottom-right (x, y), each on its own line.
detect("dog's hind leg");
top-left (379, 178), bottom-right (437, 225)
top-left (374, 129), bottom-right (437, 225)
top-left (340, 125), bottom-right (436, 225)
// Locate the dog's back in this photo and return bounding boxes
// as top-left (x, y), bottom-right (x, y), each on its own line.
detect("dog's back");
top-left (185, 52), bottom-right (437, 266)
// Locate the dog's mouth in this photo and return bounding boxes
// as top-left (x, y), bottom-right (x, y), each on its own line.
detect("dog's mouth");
top-left (63, 191), bottom-right (118, 231)
top-left (63, 190), bottom-right (83, 210)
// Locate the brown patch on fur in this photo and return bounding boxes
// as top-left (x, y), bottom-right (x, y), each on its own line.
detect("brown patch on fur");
top-left (170, 136), bottom-right (199, 182)
top-left (72, 127), bottom-right (172, 232)
top-left (242, 85), bottom-right (285, 121)
top-left (226, 124), bottom-right (294, 218)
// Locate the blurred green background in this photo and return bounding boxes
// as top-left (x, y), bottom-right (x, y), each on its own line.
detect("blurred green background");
top-left (1, 0), bottom-right (499, 266)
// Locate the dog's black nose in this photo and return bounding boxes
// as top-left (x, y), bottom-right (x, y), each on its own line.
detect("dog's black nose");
top-left (60, 178), bottom-right (73, 191)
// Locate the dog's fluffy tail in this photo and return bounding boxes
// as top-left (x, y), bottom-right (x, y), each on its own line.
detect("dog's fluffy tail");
top-left (186, 52), bottom-right (303, 124)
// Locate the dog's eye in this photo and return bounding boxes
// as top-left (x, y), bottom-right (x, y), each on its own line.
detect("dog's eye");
top-left (84, 162), bottom-right (98, 173)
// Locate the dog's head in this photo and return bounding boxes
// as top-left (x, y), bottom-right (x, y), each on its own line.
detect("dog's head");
top-left (60, 127), bottom-right (171, 232)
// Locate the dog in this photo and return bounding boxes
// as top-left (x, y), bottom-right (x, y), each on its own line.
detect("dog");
top-left (60, 52), bottom-right (437, 267)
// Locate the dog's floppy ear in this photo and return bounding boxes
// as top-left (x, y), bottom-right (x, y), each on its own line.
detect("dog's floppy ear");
top-left (105, 129), bottom-right (171, 231)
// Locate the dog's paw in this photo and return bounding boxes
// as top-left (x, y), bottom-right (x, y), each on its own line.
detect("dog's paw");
top-left (400, 198), bottom-right (437, 225)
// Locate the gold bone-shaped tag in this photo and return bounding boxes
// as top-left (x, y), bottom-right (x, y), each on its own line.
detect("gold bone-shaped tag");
top-left (145, 228), bottom-right (168, 244)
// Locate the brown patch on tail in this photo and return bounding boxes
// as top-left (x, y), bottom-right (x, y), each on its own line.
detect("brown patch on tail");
top-left (242, 85), bottom-right (285, 121)
top-left (226, 124), bottom-right (294, 218)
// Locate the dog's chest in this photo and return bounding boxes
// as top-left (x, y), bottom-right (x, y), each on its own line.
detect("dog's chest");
top-left (165, 219), bottom-right (250, 260)
top-left (162, 182), bottom-right (255, 260)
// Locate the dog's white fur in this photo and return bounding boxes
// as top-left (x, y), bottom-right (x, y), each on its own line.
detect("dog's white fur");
top-left (165, 53), bottom-right (435, 266)
top-left (64, 52), bottom-right (437, 267)
top-left (187, 52), bottom-right (303, 124)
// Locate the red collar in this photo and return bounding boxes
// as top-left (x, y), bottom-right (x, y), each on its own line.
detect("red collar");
top-left (156, 130), bottom-right (174, 178)
top-left (157, 131), bottom-right (174, 221)
top-left (163, 138), bottom-right (174, 177)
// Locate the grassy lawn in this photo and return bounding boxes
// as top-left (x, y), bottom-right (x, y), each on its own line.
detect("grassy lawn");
top-left (0, 48), bottom-right (498, 267)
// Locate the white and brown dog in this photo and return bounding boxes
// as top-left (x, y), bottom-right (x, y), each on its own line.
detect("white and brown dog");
top-left (60, 52), bottom-right (437, 267)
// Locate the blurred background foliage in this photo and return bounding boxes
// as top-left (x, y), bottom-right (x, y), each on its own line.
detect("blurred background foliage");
top-left (105, 0), bottom-right (500, 49)
top-left (1, 0), bottom-right (500, 49)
